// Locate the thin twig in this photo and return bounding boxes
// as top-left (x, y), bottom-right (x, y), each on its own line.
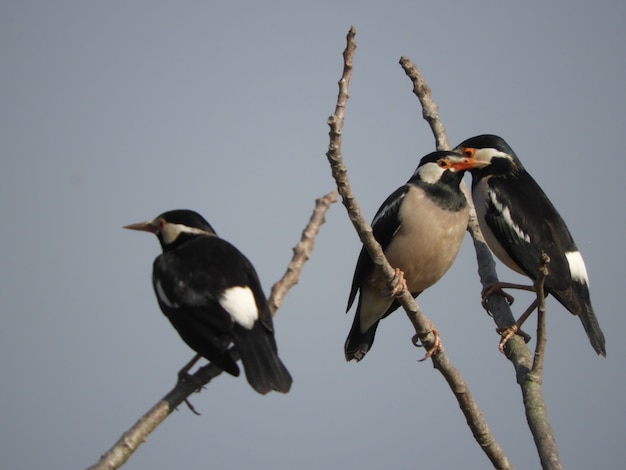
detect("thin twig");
top-left (521, 252), bottom-right (561, 469)
top-left (399, 56), bottom-right (449, 151)
top-left (532, 252), bottom-right (550, 374)
top-left (86, 194), bottom-right (336, 470)
top-left (325, 28), bottom-right (512, 470)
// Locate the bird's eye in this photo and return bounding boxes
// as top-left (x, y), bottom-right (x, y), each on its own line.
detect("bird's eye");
top-left (462, 148), bottom-right (475, 158)
top-left (437, 159), bottom-right (449, 168)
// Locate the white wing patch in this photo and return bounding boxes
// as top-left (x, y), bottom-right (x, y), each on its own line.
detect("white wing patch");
top-left (219, 286), bottom-right (258, 330)
top-left (155, 279), bottom-right (179, 308)
top-left (488, 190), bottom-right (531, 243)
top-left (566, 251), bottom-right (590, 285)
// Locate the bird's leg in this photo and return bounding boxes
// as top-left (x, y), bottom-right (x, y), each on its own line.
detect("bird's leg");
top-left (481, 281), bottom-right (537, 310)
top-left (177, 353), bottom-right (202, 382)
top-left (173, 354), bottom-right (205, 416)
top-left (412, 326), bottom-right (443, 361)
top-left (497, 298), bottom-right (539, 353)
top-left (177, 353), bottom-right (205, 391)
top-left (388, 268), bottom-right (408, 297)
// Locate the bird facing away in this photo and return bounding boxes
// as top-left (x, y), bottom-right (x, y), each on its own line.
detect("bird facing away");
top-left (124, 209), bottom-right (293, 394)
top-left (455, 134), bottom-right (605, 356)
top-left (345, 151), bottom-right (478, 361)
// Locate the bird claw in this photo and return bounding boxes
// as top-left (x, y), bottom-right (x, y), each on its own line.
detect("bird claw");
top-left (496, 325), bottom-right (532, 353)
top-left (497, 325), bottom-right (518, 353)
top-left (388, 268), bottom-right (408, 298)
top-left (481, 283), bottom-right (515, 310)
top-left (183, 398), bottom-right (202, 416)
top-left (412, 327), bottom-right (442, 361)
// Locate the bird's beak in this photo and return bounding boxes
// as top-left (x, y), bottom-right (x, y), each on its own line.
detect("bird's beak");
top-left (123, 220), bottom-right (159, 233)
top-left (451, 155), bottom-right (489, 171)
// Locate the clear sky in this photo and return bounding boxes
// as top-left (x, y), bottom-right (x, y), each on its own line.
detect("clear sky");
top-left (2, 2), bottom-right (625, 469)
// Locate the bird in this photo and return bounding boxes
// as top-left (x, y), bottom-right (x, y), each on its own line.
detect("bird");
top-left (124, 209), bottom-right (293, 394)
top-left (454, 134), bottom-right (606, 356)
top-left (345, 150), bottom-right (478, 361)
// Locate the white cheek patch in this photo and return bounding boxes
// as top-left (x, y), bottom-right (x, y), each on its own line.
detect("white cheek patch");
top-left (155, 279), bottom-right (179, 308)
top-left (416, 162), bottom-right (445, 185)
top-left (219, 286), bottom-right (259, 330)
top-left (489, 190), bottom-right (531, 243)
top-left (476, 148), bottom-right (513, 164)
top-left (566, 251), bottom-right (590, 285)
top-left (160, 222), bottom-right (213, 245)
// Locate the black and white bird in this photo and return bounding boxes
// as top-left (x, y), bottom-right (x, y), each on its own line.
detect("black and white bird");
top-left (124, 209), bottom-right (292, 394)
top-left (345, 151), bottom-right (478, 361)
top-left (454, 134), bottom-right (606, 356)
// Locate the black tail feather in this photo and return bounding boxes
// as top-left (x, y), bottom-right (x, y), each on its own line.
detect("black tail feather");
top-left (577, 303), bottom-right (606, 356)
top-left (344, 313), bottom-right (379, 362)
top-left (553, 284), bottom-right (606, 356)
top-left (231, 324), bottom-right (292, 394)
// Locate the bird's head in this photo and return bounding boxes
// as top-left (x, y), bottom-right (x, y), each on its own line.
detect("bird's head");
top-left (412, 150), bottom-right (485, 186)
top-left (454, 134), bottom-right (523, 178)
top-left (124, 209), bottom-right (217, 251)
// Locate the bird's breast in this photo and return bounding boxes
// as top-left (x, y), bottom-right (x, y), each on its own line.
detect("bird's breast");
top-left (379, 187), bottom-right (469, 292)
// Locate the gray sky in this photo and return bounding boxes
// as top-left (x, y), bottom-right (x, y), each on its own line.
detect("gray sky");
top-left (2, 2), bottom-right (625, 469)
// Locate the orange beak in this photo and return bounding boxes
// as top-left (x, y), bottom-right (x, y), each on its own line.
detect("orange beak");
top-left (451, 155), bottom-right (489, 171)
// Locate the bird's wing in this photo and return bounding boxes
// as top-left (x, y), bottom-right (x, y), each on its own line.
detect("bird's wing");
top-left (347, 185), bottom-right (409, 311)
top-left (485, 174), bottom-right (574, 291)
top-left (156, 236), bottom-right (273, 330)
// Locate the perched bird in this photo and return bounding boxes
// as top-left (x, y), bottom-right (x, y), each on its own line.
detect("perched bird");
top-left (454, 134), bottom-right (605, 356)
top-left (124, 209), bottom-right (292, 394)
top-left (345, 151), bottom-right (478, 361)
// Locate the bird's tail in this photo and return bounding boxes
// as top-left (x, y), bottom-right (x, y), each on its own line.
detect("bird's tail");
top-left (554, 285), bottom-right (606, 356)
top-left (577, 301), bottom-right (606, 357)
top-left (344, 312), bottom-right (379, 362)
top-left (231, 323), bottom-right (292, 394)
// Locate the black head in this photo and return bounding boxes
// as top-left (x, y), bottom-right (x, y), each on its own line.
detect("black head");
top-left (454, 134), bottom-right (524, 178)
top-left (407, 150), bottom-right (481, 211)
top-left (410, 150), bottom-right (479, 187)
top-left (124, 209), bottom-right (217, 251)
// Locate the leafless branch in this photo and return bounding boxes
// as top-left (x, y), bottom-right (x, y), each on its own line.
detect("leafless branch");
top-left (86, 194), bottom-right (336, 470)
top-left (326, 28), bottom-right (512, 470)
top-left (521, 253), bottom-right (562, 469)
top-left (399, 56), bottom-right (449, 151)
top-left (399, 56), bottom-right (562, 469)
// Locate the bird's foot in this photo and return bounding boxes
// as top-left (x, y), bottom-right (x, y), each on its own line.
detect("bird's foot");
top-left (177, 369), bottom-right (207, 392)
top-left (388, 268), bottom-right (408, 297)
top-left (183, 398), bottom-right (201, 416)
top-left (481, 282), bottom-right (515, 310)
top-left (412, 327), bottom-right (442, 361)
top-left (496, 325), bottom-right (532, 353)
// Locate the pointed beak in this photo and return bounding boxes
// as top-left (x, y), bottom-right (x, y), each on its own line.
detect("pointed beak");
top-left (123, 220), bottom-right (159, 233)
top-left (451, 155), bottom-right (489, 171)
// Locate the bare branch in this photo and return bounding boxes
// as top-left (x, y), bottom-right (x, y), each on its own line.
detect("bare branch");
top-left (86, 194), bottom-right (336, 470)
top-left (399, 56), bottom-right (449, 151)
top-left (326, 29), bottom-right (512, 470)
top-left (532, 252), bottom-right (550, 374)
top-left (521, 253), bottom-right (562, 469)
top-left (269, 191), bottom-right (338, 314)
top-left (399, 56), bottom-right (562, 469)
